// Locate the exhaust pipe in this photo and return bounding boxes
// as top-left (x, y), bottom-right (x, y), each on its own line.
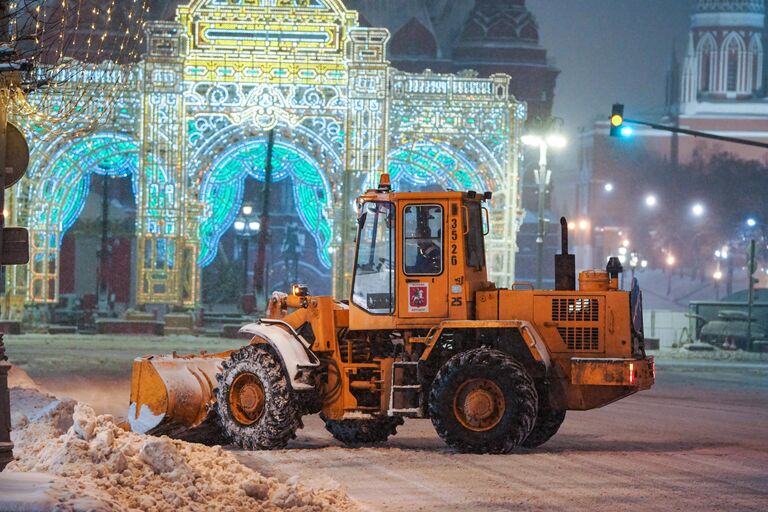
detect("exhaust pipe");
top-left (555, 217), bottom-right (576, 291)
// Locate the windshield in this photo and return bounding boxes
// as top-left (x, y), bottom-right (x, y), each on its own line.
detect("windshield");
top-left (352, 201), bottom-right (395, 314)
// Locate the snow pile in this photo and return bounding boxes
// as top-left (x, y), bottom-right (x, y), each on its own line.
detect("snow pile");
top-left (8, 389), bottom-right (357, 511)
top-left (8, 365), bottom-right (37, 389)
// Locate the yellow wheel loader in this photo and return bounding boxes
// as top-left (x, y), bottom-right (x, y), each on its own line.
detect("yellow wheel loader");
top-left (129, 175), bottom-right (654, 453)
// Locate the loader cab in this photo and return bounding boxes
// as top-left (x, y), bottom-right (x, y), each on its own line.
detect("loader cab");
top-left (350, 178), bottom-right (491, 331)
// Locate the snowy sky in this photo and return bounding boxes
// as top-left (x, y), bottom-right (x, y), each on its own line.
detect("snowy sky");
top-left (528, 0), bottom-right (698, 167)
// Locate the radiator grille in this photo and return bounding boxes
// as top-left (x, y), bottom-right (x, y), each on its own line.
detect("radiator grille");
top-left (557, 327), bottom-right (600, 351)
top-left (551, 298), bottom-right (599, 322)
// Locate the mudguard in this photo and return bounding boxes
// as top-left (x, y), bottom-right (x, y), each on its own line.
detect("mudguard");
top-left (239, 320), bottom-right (320, 391)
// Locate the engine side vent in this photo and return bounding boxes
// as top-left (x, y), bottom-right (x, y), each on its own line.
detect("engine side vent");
top-left (551, 298), bottom-right (599, 322)
top-left (551, 298), bottom-right (601, 351)
top-left (557, 327), bottom-right (600, 351)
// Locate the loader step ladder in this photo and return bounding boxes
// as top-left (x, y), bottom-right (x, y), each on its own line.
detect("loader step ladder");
top-left (388, 361), bottom-right (422, 417)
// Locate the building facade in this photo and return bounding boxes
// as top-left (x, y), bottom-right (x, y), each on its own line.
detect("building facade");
top-left (574, 0), bottom-right (768, 270)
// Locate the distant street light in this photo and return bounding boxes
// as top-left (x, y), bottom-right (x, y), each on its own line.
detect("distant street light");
top-left (625, 250), bottom-right (649, 287)
top-left (713, 266), bottom-right (723, 300)
top-left (747, 218), bottom-right (758, 228)
top-left (546, 134), bottom-right (567, 148)
top-left (691, 203), bottom-right (705, 217)
top-left (604, 182), bottom-right (614, 193)
top-left (523, 123), bottom-right (567, 288)
top-left (645, 194), bottom-right (658, 208)
top-left (235, 205), bottom-right (261, 295)
top-left (665, 253), bottom-right (676, 295)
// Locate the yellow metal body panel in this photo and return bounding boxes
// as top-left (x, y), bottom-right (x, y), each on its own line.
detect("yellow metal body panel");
top-left (475, 288), bottom-right (653, 409)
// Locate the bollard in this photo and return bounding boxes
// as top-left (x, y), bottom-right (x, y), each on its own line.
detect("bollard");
top-left (0, 334), bottom-right (13, 471)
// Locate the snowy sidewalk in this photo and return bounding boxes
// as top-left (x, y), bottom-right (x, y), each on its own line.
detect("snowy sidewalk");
top-left (0, 471), bottom-right (110, 512)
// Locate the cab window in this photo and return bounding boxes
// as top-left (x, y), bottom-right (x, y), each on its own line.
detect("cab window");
top-left (352, 202), bottom-right (395, 314)
top-left (465, 202), bottom-right (485, 269)
top-left (404, 204), bottom-right (443, 275)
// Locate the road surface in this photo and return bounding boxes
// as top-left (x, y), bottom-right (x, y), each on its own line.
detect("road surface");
top-left (237, 360), bottom-right (768, 511)
top-left (6, 335), bottom-right (768, 511)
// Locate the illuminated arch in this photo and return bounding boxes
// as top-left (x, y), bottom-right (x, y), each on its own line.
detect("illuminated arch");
top-left (387, 140), bottom-right (500, 192)
top-left (196, 136), bottom-right (336, 268)
top-left (26, 132), bottom-right (140, 238)
top-left (22, 132), bottom-right (140, 301)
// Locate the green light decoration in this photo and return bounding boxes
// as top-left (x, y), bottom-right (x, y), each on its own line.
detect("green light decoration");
top-left (198, 138), bottom-right (334, 268)
top-left (8, 0), bottom-right (523, 308)
top-left (388, 142), bottom-right (486, 192)
top-left (27, 134), bottom-right (141, 236)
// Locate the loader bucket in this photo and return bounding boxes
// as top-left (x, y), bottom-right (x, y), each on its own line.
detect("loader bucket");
top-left (128, 351), bottom-right (232, 442)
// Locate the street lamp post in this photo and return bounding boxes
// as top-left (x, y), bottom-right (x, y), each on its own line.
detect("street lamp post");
top-left (628, 251), bottom-right (647, 285)
top-left (713, 266), bottom-right (723, 301)
top-left (234, 205), bottom-right (260, 297)
top-left (665, 253), bottom-right (676, 296)
top-left (522, 130), bottom-right (566, 289)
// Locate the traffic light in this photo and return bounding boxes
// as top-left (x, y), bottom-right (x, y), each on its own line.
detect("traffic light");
top-left (610, 103), bottom-right (625, 137)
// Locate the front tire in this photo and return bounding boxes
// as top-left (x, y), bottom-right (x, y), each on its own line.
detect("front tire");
top-left (215, 345), bottom-right (302, 450)
top-left (323, 416), bottom-right (403, 445)
top-left (429, 348), bottom-right (538, 454)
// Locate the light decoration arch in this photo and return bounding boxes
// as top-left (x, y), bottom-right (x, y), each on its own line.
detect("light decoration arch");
top-left (26, 132), bottom-right (140, 235)
top-left (388, 141), bottom-right (492, 192)
top-left (197, 135), bottom-right (336, 268)
top-left (22, 132), bottom-right (141, 302)
top-left (6, 0), bottom-right (524, 309)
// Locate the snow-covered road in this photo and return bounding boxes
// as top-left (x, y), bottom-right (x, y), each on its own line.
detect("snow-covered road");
top-left (238, 363), bottom-right (768, 511)
top-left (6, 334), bottom-right (768, 510)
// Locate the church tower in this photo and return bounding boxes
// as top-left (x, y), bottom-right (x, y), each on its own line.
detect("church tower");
top-left (453, 0), bottom-right (559, 119)
top-left (680, 0), bottom-right (766, 112)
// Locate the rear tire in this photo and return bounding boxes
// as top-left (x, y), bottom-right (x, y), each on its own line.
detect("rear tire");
top-left (429, 348), bottom-right (538, 454)
top-left (522, 402), bottom-right (566, 448)
top-left (323, 416), bottom-right (403, 445)
top-left (215, 345), bottom-right (302, 450)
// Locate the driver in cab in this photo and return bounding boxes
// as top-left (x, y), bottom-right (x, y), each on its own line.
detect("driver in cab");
top-left (413, 226), bottom-right (441, 274)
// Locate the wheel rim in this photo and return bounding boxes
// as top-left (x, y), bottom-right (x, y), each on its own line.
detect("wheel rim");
top-left (228, 372), bottom-right (266, 426)
top-left (453, 378), bottom-right (506, 432)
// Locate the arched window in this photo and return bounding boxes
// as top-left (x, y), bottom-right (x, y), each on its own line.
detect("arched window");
top-left (698, 35), bottom-right (716, 93)
top-left (749, 35), bottom-right (763, 92)
top-left (726, 37), bottom-right (741, 92)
